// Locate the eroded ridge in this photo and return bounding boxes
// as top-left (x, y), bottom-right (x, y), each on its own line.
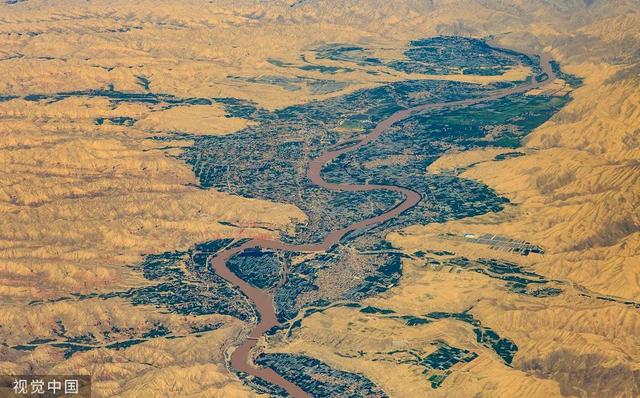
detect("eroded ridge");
top-left (209, 53), bottom-right (557, 397)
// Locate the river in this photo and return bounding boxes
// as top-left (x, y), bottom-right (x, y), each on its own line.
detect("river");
top-left (210, 52), bottom-right (557, 397)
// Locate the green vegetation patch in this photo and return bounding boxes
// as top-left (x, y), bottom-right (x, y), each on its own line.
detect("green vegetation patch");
top-left (256, 353), bottom-right (388, 398)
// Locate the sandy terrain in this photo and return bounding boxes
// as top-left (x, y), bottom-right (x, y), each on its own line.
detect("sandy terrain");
top-left (0, 1), bottom-right (638, 397)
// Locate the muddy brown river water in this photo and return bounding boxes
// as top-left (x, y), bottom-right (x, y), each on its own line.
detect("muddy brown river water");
top-left (210, 53), bottom-right (556, 397)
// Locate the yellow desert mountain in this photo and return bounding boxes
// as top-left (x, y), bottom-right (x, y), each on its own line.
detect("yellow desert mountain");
top-left (0, 1), bottom-right (638, 397)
